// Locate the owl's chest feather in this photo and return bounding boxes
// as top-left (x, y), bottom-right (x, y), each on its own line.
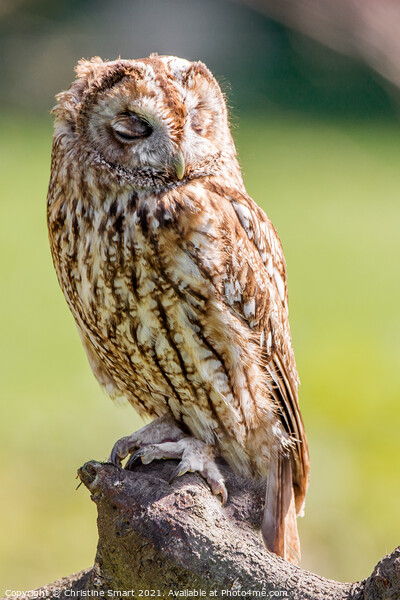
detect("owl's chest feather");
top-left (61, 195), bottom-right (206, 327)
top-left (51, 190), bottom-right (228, 415)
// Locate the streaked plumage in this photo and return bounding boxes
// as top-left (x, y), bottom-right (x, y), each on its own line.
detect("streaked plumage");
top-left (47, 54), bottom-right (309, 562)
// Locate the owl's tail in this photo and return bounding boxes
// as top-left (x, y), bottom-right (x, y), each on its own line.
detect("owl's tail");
top-left (261, 453), bottom-right (300, 564)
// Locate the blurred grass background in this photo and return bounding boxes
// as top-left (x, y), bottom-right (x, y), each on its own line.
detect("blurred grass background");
top-left (2, 0), bottom-right (400, 593)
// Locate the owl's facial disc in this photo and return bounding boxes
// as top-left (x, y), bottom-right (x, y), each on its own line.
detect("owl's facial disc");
top-left (111, 111), bottom-right (153, 143)
top-left (63, 56), bottom-right (233, 184)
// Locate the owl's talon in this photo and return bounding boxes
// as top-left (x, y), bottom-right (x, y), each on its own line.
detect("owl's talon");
top-left (129, 448), bottom-right (144, 461)
top-left (169, 459), bottom-right (191, 484)
top-left (199, 462), bottom-right (228, 504)
top-left (210, 479), bottom-right (228, 505)
top-left (109, 446), bottom-right (122, 467)
top-left (125, 453), bottom-right (142, 470)
top-left (131, 447), bottom-right (155, 464)
top-left (109, 435), bottom-right (135, 466)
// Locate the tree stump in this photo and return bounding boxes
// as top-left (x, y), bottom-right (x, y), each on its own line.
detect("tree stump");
top-left (18, 460), bottom-right (400, 600)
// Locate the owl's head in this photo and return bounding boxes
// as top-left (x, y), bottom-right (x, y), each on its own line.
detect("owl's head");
top-left (53, 54), bottom-right (237, 186)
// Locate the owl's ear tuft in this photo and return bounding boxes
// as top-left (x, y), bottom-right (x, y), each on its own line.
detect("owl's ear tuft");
top-left (75, 57), bottom-right (105, 81)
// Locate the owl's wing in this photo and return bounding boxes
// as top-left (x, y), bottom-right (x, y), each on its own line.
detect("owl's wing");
top-left (218, 186), bottom-right (310, 514)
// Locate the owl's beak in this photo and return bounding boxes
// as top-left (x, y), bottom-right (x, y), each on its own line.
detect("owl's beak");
top-left (173, 151), bottom-right (185, 180)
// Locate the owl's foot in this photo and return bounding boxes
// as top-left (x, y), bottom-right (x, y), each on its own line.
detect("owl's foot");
top-left (109, 413), bottom-right (186, 466)
top-left (109, 415), bottom-right (227, 504)
top-left (131, 437), bottom-right (228, 504)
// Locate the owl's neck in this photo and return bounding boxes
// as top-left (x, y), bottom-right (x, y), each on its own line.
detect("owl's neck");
top-left (89, 147), bottom-right (243, 195)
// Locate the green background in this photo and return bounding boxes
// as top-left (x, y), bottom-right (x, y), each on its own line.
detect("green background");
top-left (1, 0), bottom-right (400, 592)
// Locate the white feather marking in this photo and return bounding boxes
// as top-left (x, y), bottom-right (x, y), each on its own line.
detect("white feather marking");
top-left (267, 256), bottom-right (274, 277)
top-left (232, 201), bottom-right (252, 234)
top-left (205, 359), bottom-right (222, 373)
top-left (136, 323), bottom-right (151, 346)
top-left (174, 333), bottom-right (183, 344)
top-left (196, 346), bottom-right (213, 360)
top-left (261, 221), bottom-right (271, 245)
top-left (224, 280), bottom-right (241, 304)
top-left (253, 214), bottom-right (262, 248)
top-left (175, 252), bottom-right (202, 279)
top-left (243, 298), bottom-right (255, 318)
top-left (153, 334), bottom-right (168, 356)
top-left (274, 268), bottom-right (285, 303)
top-left (267, 331), bottom-right (272, 353)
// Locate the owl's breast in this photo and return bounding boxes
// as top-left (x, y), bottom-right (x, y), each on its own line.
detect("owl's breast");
top-left (49, 187), bottom-right (239, 437)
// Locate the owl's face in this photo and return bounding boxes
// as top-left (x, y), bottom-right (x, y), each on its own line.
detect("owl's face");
top-left (53, 55), bottom-right (234, 184)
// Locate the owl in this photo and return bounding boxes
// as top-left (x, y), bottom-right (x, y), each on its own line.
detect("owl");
top-left (47, 54), bottom-right (309, 563)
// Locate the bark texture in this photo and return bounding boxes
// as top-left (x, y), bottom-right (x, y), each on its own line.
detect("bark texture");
top-left (21, 460), bottom-right (400, 600)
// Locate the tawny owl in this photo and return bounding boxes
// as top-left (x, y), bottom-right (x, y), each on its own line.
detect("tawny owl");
top-left (47, 54), bottom-right (309, 563)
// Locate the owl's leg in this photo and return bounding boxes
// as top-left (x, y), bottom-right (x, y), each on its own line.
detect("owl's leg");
top-left (109, 414), bottom-right (227, 503)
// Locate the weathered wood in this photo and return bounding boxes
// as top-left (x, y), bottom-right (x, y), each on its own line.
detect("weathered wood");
top-left (21, 460), bottom-right (400, 599)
